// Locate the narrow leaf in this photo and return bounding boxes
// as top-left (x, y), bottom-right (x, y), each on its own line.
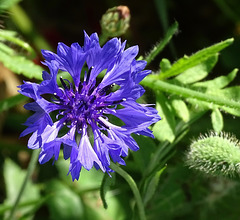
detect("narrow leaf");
top-left (100, 173), bottom-right (115, 209)
top-left (159, 38), bottom-right (234, 79)
top-left (153, 91), bottom-right (175, 142)
top-left (194, 68), bottom-right (238, 90)
top-left (171, 97), bottom-right (190, 122)
top-left (174, 54), bottom-right (218, 84)
top-left (145, 21), bottom-right (178, 65)
top-left (211, 108), bottom-right (224, 132)
top-left (143, 165), bottom-right (166, 206)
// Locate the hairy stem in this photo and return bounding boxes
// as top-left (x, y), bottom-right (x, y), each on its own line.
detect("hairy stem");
top-left (141, 76), bottom-right (240, 110)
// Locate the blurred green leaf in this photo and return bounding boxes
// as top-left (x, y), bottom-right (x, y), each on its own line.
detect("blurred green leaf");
top-left (0, 30), bottom-right (35, 55)
top-left (100, 173), bottom-right (116, 209)
top-left (211, 108), bottom-right (224, 132)
top-left (0, 94), bottom-right (28, 112)
top-left (193, 68), bottom-right (238, 90)
top-left (159, 38), bottom-right (233, 79)
top-left (0, 0), bottom-right (20, 10)
top-left (45, 180), bottom-right (84, 220)
top-left (143, 165), bottom-right (166, 206)
top-left (174, 54), bottom-right (218, 84)
top-left (0, 50), bottom-right (43, 79)
top-left (160, 58), bottom-right (172, 72)
top-left (171, 97), bottom-right (190, 122)
top-left (153, 91), bottom-right (176, 142)
top-left (131, 135), bottom-right (157, 172)
top-left (3, 159), bottom-right (40, 220)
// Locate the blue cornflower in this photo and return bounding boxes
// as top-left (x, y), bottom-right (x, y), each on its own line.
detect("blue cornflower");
top-left (18, 32), bottom-right (160, 181)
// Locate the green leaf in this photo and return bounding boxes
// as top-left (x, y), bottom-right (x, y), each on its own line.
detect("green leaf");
top-left (0, 30), bottom-right (35, 54)
top-left (131, 135), bottom-right (157, 172)
top-left (0, 0), bottom-right (20, 10)
top-left (0, 94), bottom-right (28, 112)
top-left (160, 58), bottom-right (172, 72)
top-left (153, 91), bottom-right (176, 142)
top-left (45, 180), bottom-right (84, 220)
top-left (174, 54), bottom-right (218, 84)
top-left (55, 158), bottom-right (104, 192)
top-left (193, 68), bottom-right (238, 90)
top-left (171, 97), bottom-right (190, 122)
top-left (211, 108), bottom-right (224, 132)
top-left (0, 94), bottom-right (28, 113)
top-left (0, 50), bottom-right (43, 79)
top-left (159, 38), bottom-right (234, 79)
top-left (3, 159), bottom-right (40, 220)
top-left (143, 165), bottom-right (166, 206)
top-left (100, 173), bottom-right (116, 209)
top-left (0, 42), bottom-right (15, 55)
top-left (145, 21), bottom-right (178, 65)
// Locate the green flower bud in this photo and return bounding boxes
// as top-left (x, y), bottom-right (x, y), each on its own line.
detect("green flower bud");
top-left (186, 132), bottom-right (240, 178)
top-left (100, 5), bottom-right (130, 37)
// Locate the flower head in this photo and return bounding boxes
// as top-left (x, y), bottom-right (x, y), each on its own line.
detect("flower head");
top-left (18, 32), bottom-right (160, 181)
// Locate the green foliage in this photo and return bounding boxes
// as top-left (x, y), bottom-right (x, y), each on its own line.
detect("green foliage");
top-left (2, 159), bottom-right (40, 220)
top-left (158, 38), bottom-right (233, 79)
top-left (0, 30), bottom-right (43, 79)
top-left (0, 0), bottom-right (20, 11)
top-left (1, 4), bottom-right (240, 220)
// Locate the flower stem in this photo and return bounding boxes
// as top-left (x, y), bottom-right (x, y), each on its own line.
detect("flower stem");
top-left (7, 149), bottom-right (40, 220)
top-left (141, 76), bottom-right (240, 110)
top-left (109, 163), bottom-right (146, 220)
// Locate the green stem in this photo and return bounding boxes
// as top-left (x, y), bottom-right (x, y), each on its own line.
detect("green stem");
top-left (109, 163), bottom-right (146, 220)
top-left (141, 76), bottom-right (240, 110)
top-left (145, 21), bottom-right (178, 65)
top-left (7, 149), bottom-right (40, 220)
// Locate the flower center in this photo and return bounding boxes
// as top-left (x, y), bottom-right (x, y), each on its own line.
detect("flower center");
top-left (52, 68), bottom-right (124, 133)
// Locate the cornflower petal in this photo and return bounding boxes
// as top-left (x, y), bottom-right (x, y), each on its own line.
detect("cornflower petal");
top-left (18, 31), bottom-right (160, 181)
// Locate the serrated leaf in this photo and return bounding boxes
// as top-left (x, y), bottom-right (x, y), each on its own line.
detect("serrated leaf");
top-left (0, 50), bottom-right (43, 79)
top-left (160, 58), bottom-right (171, 72)
top-left (171, 97), bottom-right (190, 122)
top-left (211, 108), bottom-right (224, 132)
top-left (3, 159), bottom-right (40, 220)
top-left (143, 165), bottom-right (166, 206)
top-left (194, 68), bottom-right (238, 90)
top-left (153, 91), bottom-right (175, 142)
top-left (159, 38), bottom-right (233, 79)
top-left (46, 180), bottom-right (84, 220)
top-left (174, 54), bottom-right (218, 84)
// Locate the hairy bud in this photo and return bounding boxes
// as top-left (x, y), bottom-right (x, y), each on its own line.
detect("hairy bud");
top-left (186, 132), bottom-right (240, 178)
